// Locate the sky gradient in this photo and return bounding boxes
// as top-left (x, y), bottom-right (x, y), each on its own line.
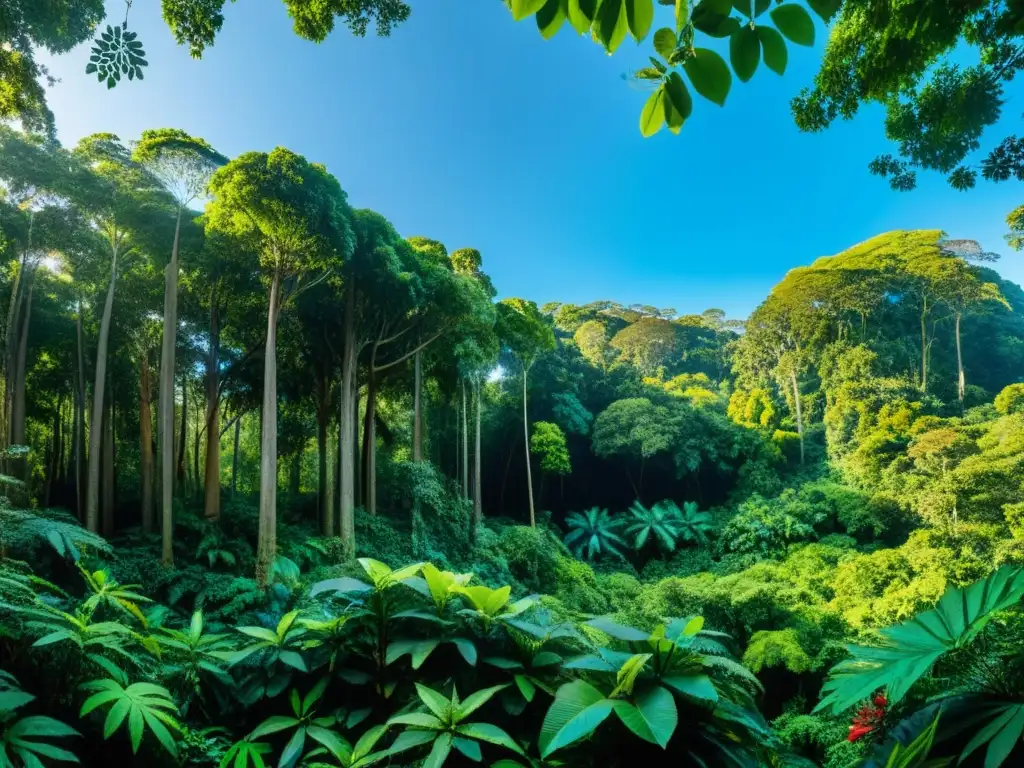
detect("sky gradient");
top-left (41, 0), bottom-right (1024, 319)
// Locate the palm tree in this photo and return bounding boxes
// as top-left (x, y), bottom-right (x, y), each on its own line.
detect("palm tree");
top-left (563, 507), bottom-right (627, 561)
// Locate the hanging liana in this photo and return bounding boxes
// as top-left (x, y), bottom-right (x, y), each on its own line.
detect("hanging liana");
top-left (86, 0), bottom-right (148, 89)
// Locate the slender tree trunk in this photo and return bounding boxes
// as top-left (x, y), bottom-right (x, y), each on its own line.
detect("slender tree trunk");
top-left (11, 273), bottom-right (34, 453)
top-left (473, 379), bottom-right (482, 531)
top-left (920, 296), bottom-right (929, 393)
top-left (139, 352), bottom-right (154, 533)
top-left (177, 375), bottom-right (188, 488)
top-left (4, 216), bottom-right (30, 451)
top-left (193, 397), bottom-right (200, 500)
top-left (101, 393), bottom-right (115, 537)
top-left (44, 397), bottom-right (60, 506)
top-left (203, 299), bottom-right (222, 520)
top-left (317, 367), bottom-right (331, 533)
top-left (353, 391), bottom-right (361, 509)
top-left (256, 271), bottom-right (281, 585)
top-left (75, 300), bottom-right (86, 521)
top-left (461, 380), bottom-right (468, 499)
top-left (325, 426), bottom-right (335, 537)
top-left (954, 311), bottom-right (965, 409)
top-left (85, 247), bottom-right (118, 533)
top-left (363, 346), bottom-right (378, 516)
top-left (159, 208), bottom-right (181, 564)
top-left (791, 369), bottom-right (805, 465)
top-left (231, 414), bottom-right (241, 498)
top-left (413, 349), bottom-right (422, 461)
top-left (339, 306), bottom-right (356, 555)
top-left (523, 364), bottom-right (536, 526)
top-left (289, 452), bottom-right (301, 496)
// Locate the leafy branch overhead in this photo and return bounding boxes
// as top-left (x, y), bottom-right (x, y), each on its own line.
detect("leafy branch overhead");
top-left (505, 0), bottom-right (838, 135)
top-left (86, 23), bottom-right (148, 89)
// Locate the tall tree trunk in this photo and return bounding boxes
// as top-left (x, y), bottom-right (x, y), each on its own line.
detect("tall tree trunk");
top-left (177, 375), bottom-right (188, 488)
top-left (954, 311), bottom-right (965, 409)
top-left (85, 247), bottom-right (118, 533)
top-left (75, 299), bottom-right (86, 521)
top-left (919, 295), bottom-right (929, 393)
top-left (139, 352), bottom-right (154, 533)
top-left (523, 364), bottom-right (536, 527)
top-left (11, 273), bottom-right (34, 453)
top-left (193, 396), bottom-right (200, 500)
top-left (363, 344), bottom-right (379, 516)
top-left (353, 391), bottom-right (361, 509)
top-left (231, 414), bottom-right (241, 498)
top-left (159, 208), bottom-right (181, 565)
top-left (473, 379), bottom-right (482, 532)
top-left (316, 367), bottom-right (331, 533)
top-left (101, 393), bottom-right (115, 537)
top-left (339, 287), bottom-right (357, 557)
top-left (4, 214), bottom-right (31, 451)
top-left (44, 397), bottom-right (60, 506)
top-left (204, 299), bottom-right (221, 520)
top-left (461, 380), bottom-right (468, 499)
top-left (413, 349), bottom-right (422, 461)
top-left (255, 271), bottom-right (281, 585)
top-left (791, 369), bottom-right (805, 465)
top-left (289, 452), bottom-right (301, 496)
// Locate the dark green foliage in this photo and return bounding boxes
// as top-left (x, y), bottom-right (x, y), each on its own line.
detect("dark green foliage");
top-left (563, 507), bottom-right (627, 561)
top-left (86, 23), bottom-right (148, 89)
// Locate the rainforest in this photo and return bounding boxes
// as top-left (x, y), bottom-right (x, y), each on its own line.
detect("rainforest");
top-left (2, 1), bottom-right (1024, 768)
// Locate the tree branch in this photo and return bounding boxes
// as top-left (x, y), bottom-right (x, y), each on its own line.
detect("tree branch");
top-left (374, 325), bottom-right (449, 373)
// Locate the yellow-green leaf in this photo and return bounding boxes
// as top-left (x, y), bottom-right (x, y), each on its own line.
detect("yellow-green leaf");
top-left (626, 0), bottom-right (655, 40)
top-left (640, 86), bottom-right (667, 137)
top-left (537, 0), bottom-right (567, 38)
top-left (592, 0), bottom-right (629, 53)
top-left (653, 27), bottom-right (676, 59)
top-left (568, 0), bottom-right (599, 32)
top-left (511, 0), bottom-right (548, 21)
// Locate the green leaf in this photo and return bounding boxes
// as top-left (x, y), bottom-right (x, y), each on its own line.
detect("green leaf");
top-left (663, 71), bottom-right (692, 130)
top-left (756, 26), bottom-right (787, 74)
top-left (536, 0), bottom-right (567, 38)
top-left (539, 681), bottom-right (612, 757)
top-left (567, 0), bottom-right (599, 32)
top-left (249, 715), bottom-right (300, 740)
top-left (626, 0), bottom-right (654, 40)
top-left (675, 0), bottom-right (689, 32)
top-left (85, 63), bottom-right (98, 75)
top-left (423, 732), bottom-right (452, 768)
top-left (279, 726), bottom-right (306, 768)
top-left (514, 675), bottom-right (537, 702)
top-left (511, 0), bottom-right (548, 20)
top-left (278, 651), bottom-right (307, 672)
top-left (960, 703), bottom-right (1024, 768)
top-left (388, 712), bottom-right (445, 729)
top-left (729, 25), bottom-right (760, 82)
top-left (128, 706), bottom-right (144, 752)
top-left (652, 27), bottom-right (676, 60)
top-left (593, 0), bottom-right (629, 53)
top-left (806, 0), bottom-right (840, 21)
top-left (661, 674), bottom-right (719, 704)
top-left (456, 685), bottom-right (510, 722)
top-left (622, 687), bottom-right (678, 747)
top-left (309, 577), bottom-right (371, 596)
top-left (0, 691), bottom-right (35, 711)
top-left (639, 87), bottom-right (666, 138)
top-left (585, 617), bottom-right (650, 641)
top-left (6, 716), bottom-right (78, 739)
top-left (683, 48), bottom-right (732, 105)
top-left (307, 725), bottom-right (350, 761)
top-left (769, 4), bottom-right (814, 46)
top-left (453, 736), bottom-right (483, 761)
top-left (416, 684), bottom-right (452, 720)
top-left (456, 723), bottom-right (525, 755)
top-left (452, 638), bottom-right (478, 666)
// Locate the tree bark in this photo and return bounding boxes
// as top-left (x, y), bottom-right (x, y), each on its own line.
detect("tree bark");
top-left (11, 273), bottom-right (34, 455)
top-left (316, 366), bottom-right (331, 533)
top-left (413, 349), bottom-right (422, 461)
top-left (231, 413), bottom-right (241, 498)
top-left (101, 392), bottom-right (115, 537)
top-left (791, 369), bottom-right (805, 465)
top-left (4, 214), bottom-right (30, 451)
top-left (203, 298), bottom-right (222, 520)
top-left (85, 247), bottom-right (118, 533)
top-left (159, 208), bottom-right (181, 565)
top-left (523, 364), bottom-right (536, 526)
top-left (362, 343), bottom-right (379, 516)
top-left (461, 379), bottom-right (469, 499)
top-left (255, 271), bottom-right (281, 585)
top-left (139, 352), bottom-right (154, 533)
top-left (193, 395), bottom-right (200, 499)
top-left (177, 374), bottom-right (188, 489)
top-left (339, 286), bottom-right (357, 557)
top-left (919, 295), bottom-right (929, 393)
top-left (473, 379), bottom-right (482, 532)
top-left (954, 311), bottom-right (965, 409)
top-left (44, 396), bottom-right (60, 507)
top-left (74, 299), bottom-right (86, 521)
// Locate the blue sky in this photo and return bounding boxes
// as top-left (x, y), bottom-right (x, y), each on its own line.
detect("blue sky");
top-left (41, 0), bottom-right (1023, 319)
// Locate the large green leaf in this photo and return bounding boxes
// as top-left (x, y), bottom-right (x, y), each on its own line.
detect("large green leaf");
top-left (729, 26), bottom-right (760, 82)
top-left (960, 703), bottom-right (1024, 768)
top-left (640, 87), bottom-right (666, 137)
top-left (585, 617), bottom-right (649, 641)
top-left (652, 27), bottom-right (676, 59)
top-left (817, 567), bottom-right (1024, 715)
top-left (756, 26), bottom-right (787, 74)
top-left (683, 48), bottom-right (732, 106)
top-left (625, 0), bottom-right (654, 40)
top-left (593, 0), bottom-right (629, 53)
top-left (568, 0), bottom-right (600, 32)
top-left (539, 681), bottom-right (613, 757)
top-left (536, 0), bottom-right (567, 38)
top-left (769, 4), bottom-right (814, 46)
top-left (806, 0), bottom-right (840, 21)
top-left (511, 0), bottom-right (548, 20)
top-left (455, 685), bottom-right (510, 721)
top-left (423, 732), bottom-right (451, 768)
top-left (662, 674), bottom-right (719, 705)
top-left (611, 687), bottom-right (678, 747)
top-left (456, 722), bottom-right (526, 755)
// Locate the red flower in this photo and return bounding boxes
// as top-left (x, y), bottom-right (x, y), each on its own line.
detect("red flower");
top-left (847, 692), bottom-right (888, 742)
